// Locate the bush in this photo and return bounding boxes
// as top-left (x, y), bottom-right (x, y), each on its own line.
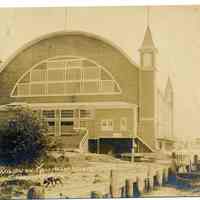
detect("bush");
top-left (0, 107), bottom-right (49, 167)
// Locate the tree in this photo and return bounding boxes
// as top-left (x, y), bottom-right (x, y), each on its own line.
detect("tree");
top-left (0, 107), bottom-right (50, 167)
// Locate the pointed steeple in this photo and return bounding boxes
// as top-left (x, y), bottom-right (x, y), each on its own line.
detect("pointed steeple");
top-left (165, 77), bottom-right (173, 103)
top-left (139, 26), bottom-right (157, 52)
top-left (165, 77), bottom-right (173, 92)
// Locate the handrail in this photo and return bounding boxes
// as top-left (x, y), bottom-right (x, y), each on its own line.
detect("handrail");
top-left (136, 135), bottom-right (155, 152)
top-left (79, 128), bottom-right (89, 153)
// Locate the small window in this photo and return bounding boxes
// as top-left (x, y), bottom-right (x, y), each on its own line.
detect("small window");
top-left (48, 121), bottom-right (55, 126)
top-left (61, 110), bottom-right (73, 118)
top-left (48, 69), bottom-right (65, 81)
top-left (61, 121), bottom-right (74, 135)
top-left (61, 121), bottom-right (73, 126)
top-left (31, 70), bottom-right (46, 82)
top-left (30, 84), bottom-right (46, 95)
top-left (80, 109), bottom-right (91, 119)
top-left (17, 84), bottom-right (29, 96)
top-left (67, 68), bottom-right (81, 80)
top-left (120, 117), bottom-right (127, 131)
top-left (47, 121), bottom-right (55, 135)
top-left (143, 53), bottom-right (152, 68)
top-left (101, 119), bottom-right (113, 131)
top-left (43, 110), bottom-right (55, 119)
top-left (101, 80), bottom-right (114, 93)
top-left (83, 67), bottom-right (100, 80)
top-left (82, 81), bottom-right (99, 93)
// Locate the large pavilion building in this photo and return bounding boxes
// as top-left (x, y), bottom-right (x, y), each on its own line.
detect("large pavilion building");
top-left (0, 26), bottom-right (174, 154)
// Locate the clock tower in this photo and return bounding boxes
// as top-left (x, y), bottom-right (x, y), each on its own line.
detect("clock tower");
top-left (138, 26), bottom-right (158, 151)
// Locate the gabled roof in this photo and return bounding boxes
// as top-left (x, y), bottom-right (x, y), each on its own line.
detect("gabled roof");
top-left (139, 26), bottom-right (157, 52)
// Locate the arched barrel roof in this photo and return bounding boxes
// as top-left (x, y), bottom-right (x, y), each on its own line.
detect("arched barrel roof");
top-left (0, 30), bottom-right (139, 104)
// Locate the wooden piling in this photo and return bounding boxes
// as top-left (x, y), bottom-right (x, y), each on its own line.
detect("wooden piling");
top-left (120, 186), bottom-right (125, 198)
top-left (162, 169), bottom-right (167, 185)
top-left (133, 181), bottom-right (140, 197)
top-left (125, 179), bottom-right (132, 197)
top-left (194, 154), bottom-right (198, 165)
top-left (27, 186), bottom-right (45, 199)
top-left (110, 169), bottom-right (119, 198)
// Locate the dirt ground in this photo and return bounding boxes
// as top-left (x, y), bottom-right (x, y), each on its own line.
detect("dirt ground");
top-left (0, 152), bottom-right (171, 199)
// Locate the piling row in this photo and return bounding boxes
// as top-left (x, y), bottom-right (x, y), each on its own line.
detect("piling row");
top-left (107, 165), bottom-right (173, 198)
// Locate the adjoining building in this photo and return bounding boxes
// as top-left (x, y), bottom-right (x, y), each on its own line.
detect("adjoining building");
top-left (0, 26), bottom-right (174, 154)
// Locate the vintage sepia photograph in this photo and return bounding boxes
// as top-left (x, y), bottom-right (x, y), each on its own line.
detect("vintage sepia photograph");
top-left (0, 3), bottom-right (199, 198)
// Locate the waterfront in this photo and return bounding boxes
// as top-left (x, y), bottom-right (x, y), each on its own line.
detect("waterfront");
top-left (143, 186), bottom-right (200, 197)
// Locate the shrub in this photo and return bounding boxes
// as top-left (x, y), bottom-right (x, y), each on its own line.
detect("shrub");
top-left (0, 107), bottom-right (49, 167)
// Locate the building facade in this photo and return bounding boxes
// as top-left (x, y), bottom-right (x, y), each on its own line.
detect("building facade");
top-left (0, 26), bottom-right (174, 154)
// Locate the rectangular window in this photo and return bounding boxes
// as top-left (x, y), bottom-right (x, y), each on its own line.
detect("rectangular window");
top-left (82, 81), bottom-right (99, 93)
top-left (61, 121), bottom-right (74, 135)
top-left (31, 70), bottom-right (46, 82)
top-left (48, 69), bottom-right (65, 81)
top-left (43, 110), bottom-right (55, 119)
top-left (101, 80), bottom-right (114, 93)
top-left (65, 82), bottom-right (80, 94)
top-left (47, 83), bottom-right (65, 95)
top-left (68, 60), bottom-right (82, 67)
top-left (101, 119), bottom-right (113, 131)
top-left (61, 110), bottom-right (73, 118)
top-left (80, 109), bottom-right (92, 119)
top-left (47, 61), bottom-right (65, 69)
top-left (30, 83), bottom-right (46, 95)
top-left (120, 117), bottom-right (127, 131)
top-left (67, 68), bottom-right (81, 80)
top-left (83, 67), bottom-right (100, 80)
top-left (17, 84), bottom-right (29, 96)
top-left (47, 121), bottom-right (55, 135)
top-left (143, 53), bottom-right (152, 68)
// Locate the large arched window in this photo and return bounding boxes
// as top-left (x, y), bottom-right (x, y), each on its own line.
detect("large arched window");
top-left (11, 56), bottom-right (121, 97)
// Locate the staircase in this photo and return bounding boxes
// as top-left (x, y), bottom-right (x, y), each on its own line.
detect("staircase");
top-left (56, 129), bottom-right (88, 152)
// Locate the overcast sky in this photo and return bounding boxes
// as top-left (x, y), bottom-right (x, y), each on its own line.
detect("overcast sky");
top-left (0, 6), bottom-right (199, 139)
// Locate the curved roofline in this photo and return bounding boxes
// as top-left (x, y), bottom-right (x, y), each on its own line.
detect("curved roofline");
top-left (0, 30), bottom-right (139, 73)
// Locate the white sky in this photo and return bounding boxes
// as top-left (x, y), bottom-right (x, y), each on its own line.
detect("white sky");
top-left (0, 5), bottom-right (199, 139)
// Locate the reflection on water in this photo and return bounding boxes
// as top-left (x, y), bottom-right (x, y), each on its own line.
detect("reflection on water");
top-left (143, 186), bottom-right (200, 197)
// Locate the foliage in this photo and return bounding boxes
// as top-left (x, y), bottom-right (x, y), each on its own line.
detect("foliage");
top-left (0, 107), bottom-right (49, 167)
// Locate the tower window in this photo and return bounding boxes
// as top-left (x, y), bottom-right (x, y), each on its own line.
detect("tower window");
top-left (101, 119), bottom-right (113, 131)
top-left (143, 53), bottom-right (152, 68)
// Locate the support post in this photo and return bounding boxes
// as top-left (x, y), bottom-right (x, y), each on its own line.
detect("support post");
top-left (97, 138), bottom-right (100, 154)
top-left (110, 170), bottom-right (118, 198)
top-left (125, 179), bottom-right (132, 197)
top-left (131, 138), bottom-right (135, 162)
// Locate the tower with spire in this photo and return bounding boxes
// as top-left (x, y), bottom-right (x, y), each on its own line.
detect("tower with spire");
top-left (165, 77), bottom-right (174, 139)
top-left (138, 25), bottom-right (158, 150)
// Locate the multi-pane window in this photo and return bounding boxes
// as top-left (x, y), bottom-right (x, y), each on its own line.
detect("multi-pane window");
top-left (101, 80), bottom-right (114, 93)
top-left (48, 69), bottom-right (65, 81)
top-left (65, 82), bottom-right (80, 94)
top-left (82, 81), bottom-right (99, 93)
top-left (67, 68), bottom-right (81, 80)
top-left (30, 84), bottom-right (46, 95)
top-left (80, 109), bottom-right (92, 119)
top-left (48, 83), bottom-right (65, 95)
top-left (101, 119), bottom-right (113, 131)
top-left (11, 57), bottom-right (121, 97)
top-left (47, 61), bottom-right (66, 69)
top-left (17, 84), bottom-right (29, 96)
top-left (83, 67), bottom-right (100, 80)
top-left (31, 70), bottom-right (46, 82)
top-left (42, 110), bottom-right (56, 135)
top-left (61, 110), bottom-right (73, 119)
top-left (61, 121), bottom-right (74, 135)
top-left (43, 110), bottom-right (55, 119)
